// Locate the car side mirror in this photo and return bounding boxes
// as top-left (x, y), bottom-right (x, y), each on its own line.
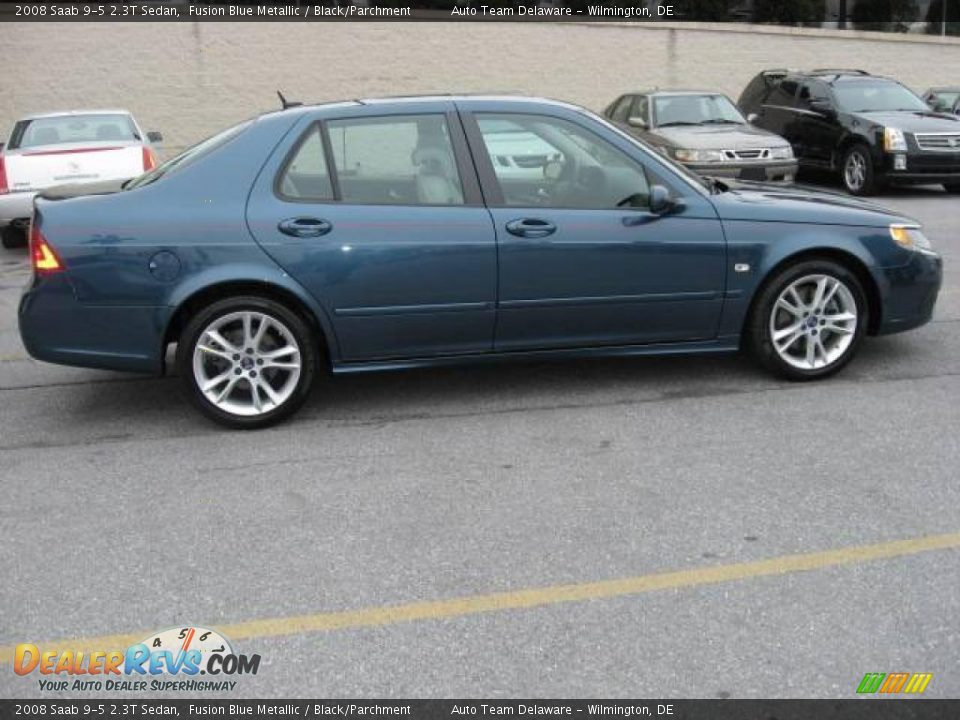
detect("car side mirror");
top-left (147, 131), bottom-right (163, 143)
top-left (809, 99), bottom-right (835, 118)
top-left (746, 113), bottom-right (759, 124)
top-left (649, 184), bottom-right (675, 214)
top-left (627, 116), bottom-right (647, 129)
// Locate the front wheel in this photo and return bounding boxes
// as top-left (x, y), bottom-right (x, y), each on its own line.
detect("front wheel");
top-left (177, 296), bottom-right (318, 429)
top-left (747, 260), bottom-right (867, 381)
top-left (841, 144), bottom-right (881, 196)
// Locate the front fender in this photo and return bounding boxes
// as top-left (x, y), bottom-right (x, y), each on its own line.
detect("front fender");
top-left (717, 221), bottom-right (892, 337)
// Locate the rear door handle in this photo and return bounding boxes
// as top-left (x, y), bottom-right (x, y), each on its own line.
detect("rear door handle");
top-left (505, 218), bottom-right (556, 238)
top-left (278, 217), bottom-right (332, 238)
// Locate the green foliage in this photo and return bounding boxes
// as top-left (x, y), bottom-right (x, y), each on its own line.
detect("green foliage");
top-left (752, 0), bottom-right (826, 25)
top-left (673, 0), bottom-right (733, 21)
top-left (851, 0), bottom-right (920, 32)
top-left (924, 0), bottom-right (960, 35)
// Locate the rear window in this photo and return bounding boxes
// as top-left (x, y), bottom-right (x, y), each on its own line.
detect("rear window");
top-left (126, 120), bottom-right (253, 190)
top-left (8, 114), bottom-right (139, 150)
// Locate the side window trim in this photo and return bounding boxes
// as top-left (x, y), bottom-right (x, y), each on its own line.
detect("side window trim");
top-left (274, 111), bottom-right (483, 207)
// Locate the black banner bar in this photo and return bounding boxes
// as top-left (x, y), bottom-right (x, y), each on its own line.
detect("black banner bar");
top-left (1, 700), bottom-right (958, 720)
top-left (0, 1), bottom-right (957, 26)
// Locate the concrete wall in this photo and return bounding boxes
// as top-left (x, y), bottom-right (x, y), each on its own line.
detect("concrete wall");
top-left (2, 22), bottom-right (959, 155)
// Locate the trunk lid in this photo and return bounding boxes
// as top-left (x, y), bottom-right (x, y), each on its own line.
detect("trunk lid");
top-left (4, 142), bottom-right (144, 191)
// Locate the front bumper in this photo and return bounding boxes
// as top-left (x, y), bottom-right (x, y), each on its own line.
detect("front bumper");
top-left (684, 160), bottom-right (797, 182)
top-left (19, 273), bottom-right (169, 374)
top-left (883, 146), bottom-right (960, 185)
top-left (875, 250), bottom-right (943, 335)
top-left (0, 191), bottom-right (36, 226)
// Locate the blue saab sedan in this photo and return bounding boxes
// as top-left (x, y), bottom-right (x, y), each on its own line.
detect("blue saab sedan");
top-left (19, 96), bottom-right (942, 428)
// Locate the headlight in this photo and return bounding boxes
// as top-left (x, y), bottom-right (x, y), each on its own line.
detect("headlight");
top-left (769, 146), bottom-right (794, 160)
top-left (883, 127), bottom-right (908, 153)
top-left (890, 224), bottom-right (935, 254)
top-left (673, 148), bottom-right (725, 163)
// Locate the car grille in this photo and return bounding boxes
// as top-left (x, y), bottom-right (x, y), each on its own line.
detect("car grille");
top-left (915, 133), bottom-right (960, 151)
top-left (723, 149), bottom-right (771, 161)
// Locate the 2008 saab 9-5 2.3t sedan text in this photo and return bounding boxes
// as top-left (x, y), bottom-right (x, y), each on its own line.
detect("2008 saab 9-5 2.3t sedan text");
top-left (19, 96), bottom-right (942, 428)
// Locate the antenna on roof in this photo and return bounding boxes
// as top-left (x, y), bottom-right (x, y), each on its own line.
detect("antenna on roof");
top-left (277, 91), bottom-right (302, 110)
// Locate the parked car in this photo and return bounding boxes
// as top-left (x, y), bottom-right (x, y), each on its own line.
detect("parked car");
top-left (0, 110), bottom-right (161, 248)
top-left (19, 96), bottom-right (941, 428)
top-left (922, 86), bottom-right (960, 113)
top-left (603, 90), bottom-right (797, 182)
top-left (739, 69), bottom-right (960, 195)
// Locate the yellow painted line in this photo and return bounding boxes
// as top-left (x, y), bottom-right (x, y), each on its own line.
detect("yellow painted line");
top-left (3, 531), bottom-right (959, 664)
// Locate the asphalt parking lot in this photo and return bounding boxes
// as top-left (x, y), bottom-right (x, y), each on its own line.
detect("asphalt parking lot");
top-left (1, 182), bottom-right (958, 699)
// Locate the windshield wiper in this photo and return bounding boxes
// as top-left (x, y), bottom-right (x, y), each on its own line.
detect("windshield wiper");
top-left (657, 121), bottom-right (700, 127)
top-left (701, 119), bottom-right (742, 125)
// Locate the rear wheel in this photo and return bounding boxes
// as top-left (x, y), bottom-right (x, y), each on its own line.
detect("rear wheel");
top-left (177, 296), bottom-right (318, 429)
top-left (1, 225), bottom-right (26, 249)
top-left (747, 259), bottom-right (867, 380)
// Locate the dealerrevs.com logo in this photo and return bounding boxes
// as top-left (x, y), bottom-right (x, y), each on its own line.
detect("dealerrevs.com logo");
top-left (13, 626), bottom-right (260, 692)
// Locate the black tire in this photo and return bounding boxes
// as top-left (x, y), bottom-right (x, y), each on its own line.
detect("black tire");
top-left (841, 144), bottom-right (882, 196)
top-left (944, 184), bottom-right (960, 194)
top-left (1, 225), bottom-right (26, 249)
top-left (747, 259), bottom-right (868, 381)
top-left (176, 296), bottom-right (318, 429)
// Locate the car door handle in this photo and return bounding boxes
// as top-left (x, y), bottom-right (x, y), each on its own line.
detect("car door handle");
top-left (505, 218), bottom-right (556, 238)
top-left (278, 217), bottom-right (332, 238)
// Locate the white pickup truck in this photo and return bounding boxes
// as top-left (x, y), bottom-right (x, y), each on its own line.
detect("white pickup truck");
top-left (0, 110), bottom-right (161, 248)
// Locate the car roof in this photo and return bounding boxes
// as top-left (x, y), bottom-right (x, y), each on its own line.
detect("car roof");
top-left (19, 109), bottom-right (135, 121)
top-left (626, 89), bottom-right (729, 97)
top-left (261, 94), bottom-right (586, 119)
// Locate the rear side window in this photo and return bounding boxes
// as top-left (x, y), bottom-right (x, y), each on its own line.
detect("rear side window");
top-left (326, 115), bottom-right (465, 206)
top-left (609, 96), bottom-right (634, 123)
top-left (9, 114), bottom-right (139, 150)
top-left (277, 127), bottom-right (333, 201)
top-left (126, 119), bottom-right (252, 190)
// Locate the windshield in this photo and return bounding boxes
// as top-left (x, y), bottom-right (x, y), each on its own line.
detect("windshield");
top-left (126, 120), bottom-right (252, 190)
top-left (9, 114), bottom-right (139, 150)
top-left (653, 95), bottom-right (745, 127)
top-left (833, 81), bottom-right (928, 113)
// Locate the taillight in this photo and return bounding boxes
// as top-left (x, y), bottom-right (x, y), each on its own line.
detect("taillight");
top-left (142, 146), bottom-right (157, 172)
top-left (30, 224), bottom-right (64, 275)
top-left (0, 154), bottom-right (8, 195)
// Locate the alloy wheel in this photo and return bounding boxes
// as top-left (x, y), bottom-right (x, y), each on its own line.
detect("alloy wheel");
top-left (768, 274), bottom-right (858, 371)
top-left (844, 151), bottom-right (866, 192)
top-left (192, 311), bottom-right (302, 417)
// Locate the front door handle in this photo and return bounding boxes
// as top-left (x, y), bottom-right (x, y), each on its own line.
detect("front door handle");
top-left (278, 217), bottom-right (332, 238)
top-left (505, 218), bottom-right (556, 238)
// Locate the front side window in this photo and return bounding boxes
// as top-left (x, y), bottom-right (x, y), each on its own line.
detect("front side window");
top-left (476, 113), bottom-right (650, 210)
top-left (327, 115), bottom-right (464, 206)
top-left (8, 113), bottom-right (141, 150)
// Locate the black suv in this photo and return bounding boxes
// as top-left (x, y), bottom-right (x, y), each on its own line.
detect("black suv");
top-left (739, 69), bottom-right (960, 195)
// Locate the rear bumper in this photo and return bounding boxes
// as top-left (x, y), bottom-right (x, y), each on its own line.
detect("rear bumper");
top-left (0, 191), bottom-right (36, 226)
top-left (19, 274), bottom-right (168, 374)
top-left (875, 250), bottom-right (943, 335)
top-left (686, 160), bottom-right (797, 181)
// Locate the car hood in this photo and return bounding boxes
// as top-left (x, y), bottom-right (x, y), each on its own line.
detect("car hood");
top-left (853, 110), bottom-right (960, 132)
top-left (708, 180), bottom-right (915, 227)
top-left (650, 124), bottom-right (789, 150)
